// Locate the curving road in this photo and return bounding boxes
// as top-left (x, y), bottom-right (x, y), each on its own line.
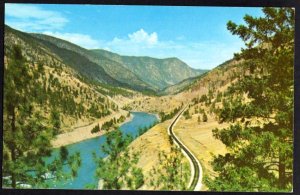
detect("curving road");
top-left (167, 106), bottom-right (203, 191)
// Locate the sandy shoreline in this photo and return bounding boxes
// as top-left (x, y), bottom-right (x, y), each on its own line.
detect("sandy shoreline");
top-left (129, 109), bottom-right (160, 121)
top-left (51, 110), bottom-right (132, 148)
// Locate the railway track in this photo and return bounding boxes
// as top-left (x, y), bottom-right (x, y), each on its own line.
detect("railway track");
top-left (167, 106), bottom-right (203, 191)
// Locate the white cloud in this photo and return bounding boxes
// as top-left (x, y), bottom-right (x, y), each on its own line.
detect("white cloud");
top-left (43, 31), bottom-right (100, 49)
top-left (5, 4), bottom-right (68, 31)
top-left (128, 29), bottom-right (158, 45)
top-left (108, 29), bottom-right (158, 50)
top-left (5, 4), bottom-right (99, 49)
top-left (96, 29), bottom-right (243, 69)
top-left (5, 3), bottom-right (242, 70)
top-left (102, 31), bottom-right (243, 69)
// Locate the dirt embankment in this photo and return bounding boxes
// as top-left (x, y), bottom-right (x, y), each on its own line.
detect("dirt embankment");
top-left (126, 119), bottom-right (172, 190)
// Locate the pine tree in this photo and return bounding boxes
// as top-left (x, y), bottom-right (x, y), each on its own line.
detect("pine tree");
top-left (91, 124), bottom-right (100, 134)
top-left (202, 111), bottom-right (208, 122)
top-left (205, 8), bottom-right (294, 192)
top-left (3, 45), bottom-right (81, 188)
top-left (50, 109), bottom-right (61, 136)
top-left (94, 129), bottom-right (144, 189)
top-left (149, 146), bottom-right (190, 190)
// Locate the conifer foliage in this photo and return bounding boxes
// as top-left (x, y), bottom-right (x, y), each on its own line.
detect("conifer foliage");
top-left (149, 146), bottom-right (190, 190)
top-left (3, 45), bottom-right (81, 188)
top-left (205, 8), bottom-right (294, 191)
top-left (94, 130), bottom-right (144, 190)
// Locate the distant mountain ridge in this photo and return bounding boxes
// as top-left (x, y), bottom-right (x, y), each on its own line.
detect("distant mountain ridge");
top-left (30, 32), bottom-right (154, 93)
top-left (5, 25), bottom-right (207, 94)
top-left (160, 59), bottom-right (237, 95)
top-left (91, 49), bottom-right (208, 90)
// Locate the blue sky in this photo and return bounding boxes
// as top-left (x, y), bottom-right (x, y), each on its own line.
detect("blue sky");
top-left (5, 4), bottom-right (263, 69)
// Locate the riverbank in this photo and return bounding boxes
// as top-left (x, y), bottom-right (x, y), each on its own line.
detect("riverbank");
top-left (128, 109), bottom-right (160, 121)
top-left (48, 112), bottom-right (158, 189)
top-left (51, 110), bottom-right (131, 148)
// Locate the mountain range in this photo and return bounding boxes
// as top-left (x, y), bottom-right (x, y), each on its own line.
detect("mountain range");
top-left (4, 25), bottom-right (207, 94)
top-left (91, 49), bottom-right (207, 90)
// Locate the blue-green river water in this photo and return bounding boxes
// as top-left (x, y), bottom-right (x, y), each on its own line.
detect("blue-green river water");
top-left (48, 112), bottom-right (158, 189)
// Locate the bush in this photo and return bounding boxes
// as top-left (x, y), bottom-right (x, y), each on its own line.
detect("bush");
top-left (203, 112), bottom-right (208, 122)
top-left (91, 124), bottom-right (100, 133)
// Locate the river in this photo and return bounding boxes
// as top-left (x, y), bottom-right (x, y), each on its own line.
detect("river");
top-left (47, 112), bottom-right (158, 189)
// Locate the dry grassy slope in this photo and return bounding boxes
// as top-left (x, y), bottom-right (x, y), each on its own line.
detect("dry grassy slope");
top-left (122, 95), bottom-right (184, 114)
top-left (125, 121), bottom-right (170, 189)
top-left (174, 60), bottom-right (242, 100)
top-left (127, 119), bottom-right (190, 190)
top-left (169, 60), bottom-right (246, 189)
top-left (127, 103), bottom-right (229, 191)
top-left (126, 59), bottom-right (245, 190)
top-left (173, 103), bottom-right (228, 190)
top-left (4, 26), bottom-right (131, 135)
top-left (123, 60), bottom-right (242, 114)
top-left (41, 64), bottom-right (114, 131)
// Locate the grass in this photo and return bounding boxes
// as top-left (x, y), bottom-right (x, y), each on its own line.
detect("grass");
top-left (172, 103), bottom-right (228, 190)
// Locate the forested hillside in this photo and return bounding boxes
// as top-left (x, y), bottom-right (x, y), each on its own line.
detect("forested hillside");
top-left (3, 24), bottom-right (145, 188)
top-left (4, 25), bottom-right (133, 131)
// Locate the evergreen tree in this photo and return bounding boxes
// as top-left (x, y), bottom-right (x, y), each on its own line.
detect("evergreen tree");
top-left (50, 109), bottom-right (61, 136)
top-left (91, 124), bottom-right (100, 134)
top-left (200, 94), bottom-right (208, 103)
top-left (149, 146), bottom-right (190, 190)
top-left (202, 112), bottom-right (208, 122)
top-left (183, 109), bottom-right (191, 119)
top-left (205, 8), bottom-right (294, 191)
top-left (94, 129), bottom-right (144, 189)
top-left (3, 45), bottom-right (81, 188)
